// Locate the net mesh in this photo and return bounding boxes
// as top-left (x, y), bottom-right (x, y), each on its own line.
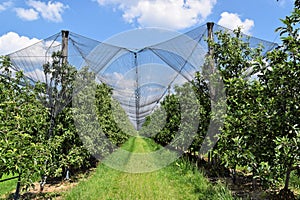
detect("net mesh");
top-left (5, 23), bottom-right (278, 130)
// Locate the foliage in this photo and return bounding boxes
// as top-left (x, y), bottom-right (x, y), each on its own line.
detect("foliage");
top-left (130, 3), bottom-right (300, 193)
top-left (258, 0), bottom-right (300, 189)
top-left (72, 67), bottom-right (112, 161)
top-left (0, 56), bottom-right (49, 189)
top-left (149, 93), bottom-right (181, 146)
top-left (290, 171), bottom-right (300, 190)
top-left (41, 52), bottom-right (91, 178)
top-left (42, 55), bottom-right (131, 178)
top-left (190, 72), bottom-right (211, 154)
top-left (213, 0), bottom-right (300, 191)
top-left (209, 28), bottom-right (278, 187)
top-left (73, 66), bottom-right (131, 161)
top-left (95, 83), bottom-right (130, 146)
top-left (141, 78), bottom-right (210, 155)
top-left (0, 51), bottom-right (133, 199)
top-left (1, 1), bottom-right (300, 197)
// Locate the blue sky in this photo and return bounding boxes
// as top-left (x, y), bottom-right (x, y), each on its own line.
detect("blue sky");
top-left (0, 0), bottom-right (295, 55)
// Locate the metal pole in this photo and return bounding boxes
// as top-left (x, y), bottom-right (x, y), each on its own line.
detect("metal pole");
top-left (134, 52), bottom-right (140, 130)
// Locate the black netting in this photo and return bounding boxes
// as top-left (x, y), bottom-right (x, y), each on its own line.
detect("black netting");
top-left (213, 24), bottom-right (279, 56)
top-left (5, 23), bottom-right (278, 130)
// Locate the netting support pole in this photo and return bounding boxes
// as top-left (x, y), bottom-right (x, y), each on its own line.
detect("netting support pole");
top-left (206, 22), bottom-right (216, 98)
top-left (134, 52), bottom-right (140, 130)
top-left (60, 30), bottom-right (69, 102)
top-left (205, 22), bottom-right (216, 165)
top-left (206, 22), bottom-right (214, 60)
top-left (61, 30), bottom-right (69, 65)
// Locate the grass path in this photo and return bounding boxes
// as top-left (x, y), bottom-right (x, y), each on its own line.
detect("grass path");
top-left (0, 174), bottom-right (17, 198)
top-left (64, 137), bottom-right (234, 200)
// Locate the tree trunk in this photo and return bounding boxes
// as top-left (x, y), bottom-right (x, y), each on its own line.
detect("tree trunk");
top-left (48, 114), bottom-right (55, 139)
top-left (232, 166), bottom-right (237, 185)
top-left (40, 175), bottom-right (47, 192)
top-left (284, 167), bottom-right (291, 191)
top-left (252, 170), bottom-right (257, 189)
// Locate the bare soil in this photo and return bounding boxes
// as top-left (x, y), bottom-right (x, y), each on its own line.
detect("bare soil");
top-left (3, 168), bottom-right (96, 200)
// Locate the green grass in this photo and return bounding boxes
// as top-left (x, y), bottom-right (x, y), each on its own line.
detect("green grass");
top-left (64, 137), bottom-right (234, 200)
top-left (0, 174), bottom-right (17, 198)
top-left (120, 137), bottom-right (161, 152)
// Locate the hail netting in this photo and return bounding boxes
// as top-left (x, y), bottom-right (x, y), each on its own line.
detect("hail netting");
top-left (6, 31), bottom-right (101, 83)
top-left (82, 25), bottom-right (208, 130)
top-left (212, 24), bottom-right (279, 56)
top-left (6, 23), bottom-right (278, 130)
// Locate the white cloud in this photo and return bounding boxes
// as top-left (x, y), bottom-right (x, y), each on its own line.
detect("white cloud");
top-left (15, 8), bottom-right (39, 21)
top-left (95, 0), bottom-right (217, 30)
top-left (277, 0), bottom-right (294, 7)
top-left (16, 0), bottom-right (69, 22)
top-left (217, 12), bottom-right (254, 35)
top-left (24, 68), bottom-right (48, 82)
top-left (0, 32), bottom-right (62, 82)
top-left (0, 1), bottom-right (12, 12)
top-left (0, 32), bottom-right (40, 55)
top-left (103, 72), bottom-right (136, 91)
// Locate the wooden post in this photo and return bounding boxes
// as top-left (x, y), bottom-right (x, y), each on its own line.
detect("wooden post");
top-left (206, 22), bottom-right (215, 73)
top-left (60, 30), bottom-right (69, 101)
top-left (207, 22), bottom-right (214, 51)
top-left (207, 22), bottom-right (217, 165)
top-left (61, 30), bottom-right (69, 65)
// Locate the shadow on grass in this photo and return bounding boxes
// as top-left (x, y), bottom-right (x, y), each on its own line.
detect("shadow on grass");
top-left (4, 192), bottom-right (62, 200)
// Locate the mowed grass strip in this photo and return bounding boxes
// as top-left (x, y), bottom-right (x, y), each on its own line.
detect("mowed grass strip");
top-left (64, 137), bottom-right (234, 200)
top-left (120, 137), bottom-right (161, 153)
top-left (0, 174), bottom-right (17, 198)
